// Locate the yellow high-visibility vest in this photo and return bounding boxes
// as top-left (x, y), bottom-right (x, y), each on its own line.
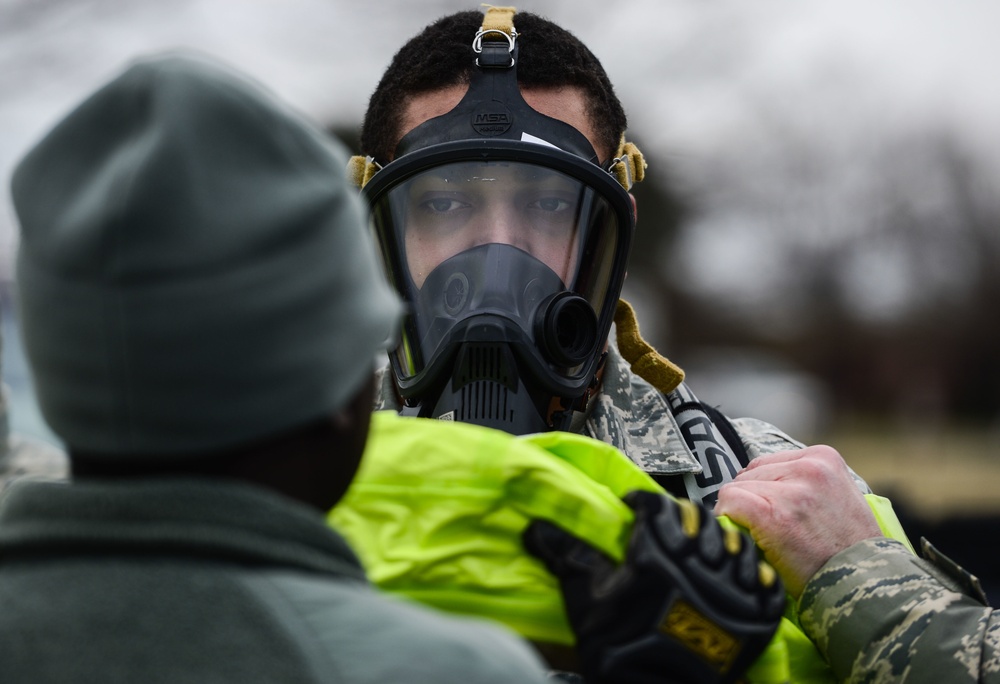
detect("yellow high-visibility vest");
top-left (331, 411), bottom-right (911, 684)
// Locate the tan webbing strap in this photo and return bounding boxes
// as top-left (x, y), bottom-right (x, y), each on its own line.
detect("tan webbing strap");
top-left (480, 5), bottom-right (517, 36)
top-left (347, 155), bottom-right (381, 189)
top-left (614, 299), bottom-right (684, 394)
top-left (611, 134), bottom-right (647, 190)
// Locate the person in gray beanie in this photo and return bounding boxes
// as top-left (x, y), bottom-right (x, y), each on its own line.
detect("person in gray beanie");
top-left (0, 52), bottom-right (550, 684)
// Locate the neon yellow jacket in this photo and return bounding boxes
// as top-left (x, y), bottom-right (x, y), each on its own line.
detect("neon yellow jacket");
top-left (330, 411), bottom-right (913, 683)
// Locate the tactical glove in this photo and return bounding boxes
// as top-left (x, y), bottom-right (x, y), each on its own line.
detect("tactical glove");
top-left (523, 490), bottom-right (785, 684)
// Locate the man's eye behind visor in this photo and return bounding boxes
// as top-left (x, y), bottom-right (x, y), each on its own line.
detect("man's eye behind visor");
top-left (402, 162), bottom-right (587, 287)
top-left (363, 142), bottom-right (634, 399)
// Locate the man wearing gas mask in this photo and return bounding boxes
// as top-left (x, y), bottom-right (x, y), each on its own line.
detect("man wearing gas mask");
top-left (349, 7), bottom-right (879, 508)
top-left (341, 6), bottom-right (914, 682)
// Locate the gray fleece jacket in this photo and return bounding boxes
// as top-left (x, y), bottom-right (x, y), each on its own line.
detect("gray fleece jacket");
top-left (0, 477), bottom-right (548, 684)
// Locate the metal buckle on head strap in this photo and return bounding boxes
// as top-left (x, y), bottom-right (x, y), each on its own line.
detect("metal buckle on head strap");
top-left (608, 138), bottom-right (647, 191)
top-left (609, 156), bottom-right (633, 190)
top-left (473, 27), bottom-right (517, 68)
top-left (474, 5), bottom-right (518, 67)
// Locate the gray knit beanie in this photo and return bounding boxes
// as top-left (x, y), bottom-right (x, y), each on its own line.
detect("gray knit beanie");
top-left (11, 53), bottom-right (401, 459)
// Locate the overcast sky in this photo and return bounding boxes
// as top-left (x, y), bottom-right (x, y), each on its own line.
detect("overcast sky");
top-left (2, 0), bottom-right (999, 280)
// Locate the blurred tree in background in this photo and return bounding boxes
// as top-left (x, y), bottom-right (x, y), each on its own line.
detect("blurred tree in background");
top-left (639, 123), bottom-right (1000, 428)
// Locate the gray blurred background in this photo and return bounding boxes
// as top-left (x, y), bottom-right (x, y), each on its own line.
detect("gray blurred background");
top-left (3, 0), bottom-right (999, 591)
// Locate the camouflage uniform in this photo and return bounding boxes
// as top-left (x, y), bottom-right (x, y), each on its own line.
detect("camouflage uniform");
top-left (799, 537), bottom-right (999, 683)
top-left (377, 340), bottom-right (874, 500)
top-left (588, 344), bottom-right (805, 473)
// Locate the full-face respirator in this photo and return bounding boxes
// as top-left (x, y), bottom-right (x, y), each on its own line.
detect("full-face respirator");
top-left (355, 10), bottom-right (640, 434)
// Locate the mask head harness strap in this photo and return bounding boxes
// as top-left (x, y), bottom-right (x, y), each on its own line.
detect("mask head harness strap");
top-left (475, 4), bottom-right (517, 68)
top-left (391, 7), bottom-right (597, 163)
top-left (347, 5), bottom-right (648, 191)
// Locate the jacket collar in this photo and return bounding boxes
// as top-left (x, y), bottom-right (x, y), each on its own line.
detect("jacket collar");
top-left (374, 343), bottom-right (701, 475)
top-left (583, 344), bottom-right (701, 475)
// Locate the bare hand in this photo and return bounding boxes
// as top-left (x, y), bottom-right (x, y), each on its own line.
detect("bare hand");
top-left (715, 445), bottom-right (883, 598)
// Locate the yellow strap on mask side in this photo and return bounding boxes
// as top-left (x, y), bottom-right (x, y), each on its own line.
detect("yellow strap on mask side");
top-left (614, 299), bottom-right (684, 394)
top-left (611, 134), bottom-right (647, 190)
top-left (347, 155), bottom-right (381, 189)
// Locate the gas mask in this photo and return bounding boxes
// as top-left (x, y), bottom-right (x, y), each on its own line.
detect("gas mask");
top-left (357, 9), bottom-right (639, 434)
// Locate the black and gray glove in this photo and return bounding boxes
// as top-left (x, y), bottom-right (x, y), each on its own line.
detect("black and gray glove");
top-left (523, 490), bottom-right (785, 684)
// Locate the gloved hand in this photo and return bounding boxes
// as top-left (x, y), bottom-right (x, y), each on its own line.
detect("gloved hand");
top-left (523, 490), bottom-right (785, 684)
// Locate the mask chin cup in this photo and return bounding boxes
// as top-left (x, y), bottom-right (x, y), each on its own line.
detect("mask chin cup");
top-left (410, 294), bottom-right (597, 434)
top-left (534, 292), bottom-right (598, 368)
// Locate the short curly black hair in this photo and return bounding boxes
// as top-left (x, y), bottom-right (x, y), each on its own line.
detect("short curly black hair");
top-left (360, 10), bottom-right (627, 164)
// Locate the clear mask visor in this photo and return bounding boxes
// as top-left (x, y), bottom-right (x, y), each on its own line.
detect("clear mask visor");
top-left (403, 160), bottom-right (593, 285)
top-left (370, 158), bottom-right (623, 385)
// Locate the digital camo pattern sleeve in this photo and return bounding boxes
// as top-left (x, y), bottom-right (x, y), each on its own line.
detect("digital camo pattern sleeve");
top-left (798, 537), bottom-right (1000, 683)
top-left (730, 416), bottom-right (872, 494)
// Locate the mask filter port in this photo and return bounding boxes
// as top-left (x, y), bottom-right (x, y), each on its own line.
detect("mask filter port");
top-left (535, 292), bottom-right (598, 367)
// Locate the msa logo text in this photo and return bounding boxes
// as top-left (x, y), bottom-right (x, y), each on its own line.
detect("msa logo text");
top-left (474, 113), bottom-right (511, 124)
